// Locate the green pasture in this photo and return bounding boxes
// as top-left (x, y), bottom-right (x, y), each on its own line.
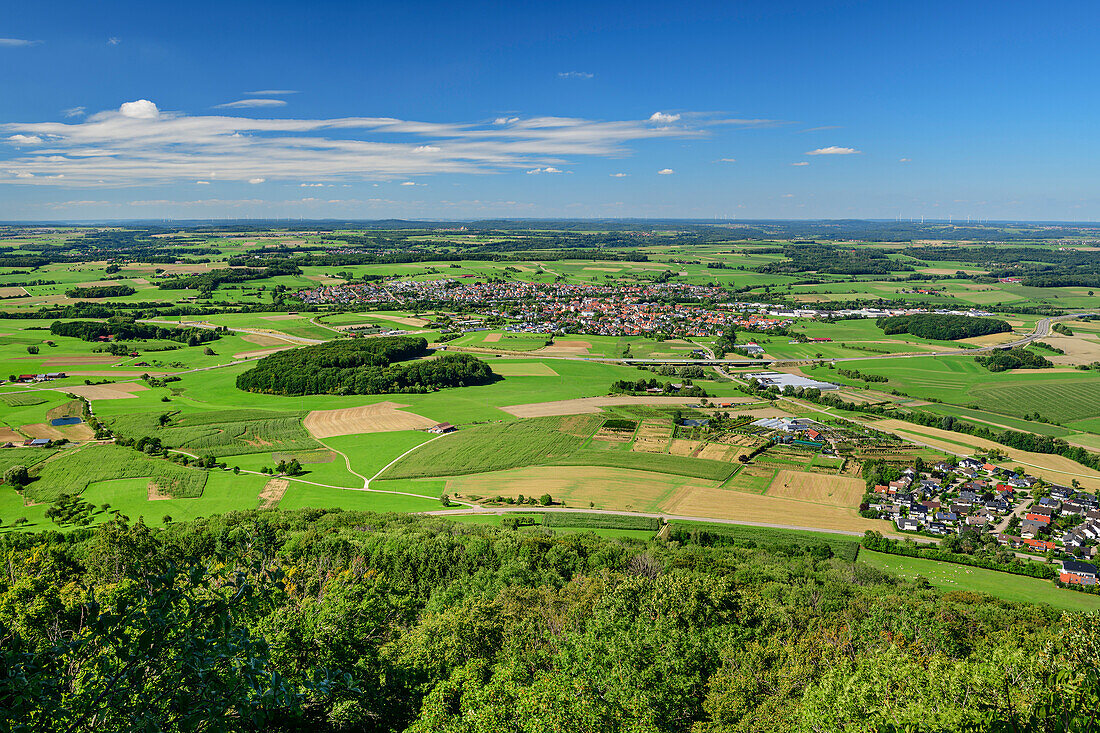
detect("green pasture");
top-left (859, 549), bottom-right (1100, 612)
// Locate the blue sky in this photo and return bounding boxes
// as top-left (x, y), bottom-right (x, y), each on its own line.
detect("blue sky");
top-left (2, 0), bottom-right (1098, 221)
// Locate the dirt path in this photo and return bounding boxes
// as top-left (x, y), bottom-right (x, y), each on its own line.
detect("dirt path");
top-left (365, 434), bottom-right (444, 489)
top-left (315, 437), bottom-right (371, 488)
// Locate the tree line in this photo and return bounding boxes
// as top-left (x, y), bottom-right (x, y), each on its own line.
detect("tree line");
top-left (877, 313), bottom-right (1012, 340)
top-left (49, 319), bottom-right (223, 345)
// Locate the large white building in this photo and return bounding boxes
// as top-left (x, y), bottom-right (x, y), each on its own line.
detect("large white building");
top-left (743, 371), bottom-right (839, 391)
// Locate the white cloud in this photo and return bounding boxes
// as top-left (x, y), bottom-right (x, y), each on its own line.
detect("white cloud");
top-left (195, 180), bottom-right (210, 184)
top-left (119, 99), bottom-right (159, 119)
top-left (791, 161), bottom-right (809, 166)
top-left (245, 90), bottom-right (298, 96)
top-left (400, 181), bottom-right (418, 185)
top-left (805, 146), bottom-right (860, 155)
top-left (649, 112), bottom-right (680, 125)
top-left (525, 167), bottom-right (563, 174)
top-left (248, 177), bottom-right (265, 184)
top-left (300, 182), bottom-right (325, 187)
top-left (214, 99), bottom-right (288, 109)
top-left (719, 158), bottom-right (736, 163)
top-left (609, 172), bottom-right (628, 177)
top-left (107, 37), bottom-right (120, 46)
top-left (62, 107), bottom-right (86, 118)
top-left (492, 116), bottom-right (519, 125)
top-left (7, 134), bottom-right (42, 145)
top-left (899, 157), bottom-right (911, 162)
top-left (0, 104), bottom-right (706, 187)
top-left (0, 38), bottom-right (39, 47)
top-left (781, 193), bottom-right (794, 198)
top-left (558, 71), bottom-right (594, 79)
top-left (657, 168), bottom-right (674, 175)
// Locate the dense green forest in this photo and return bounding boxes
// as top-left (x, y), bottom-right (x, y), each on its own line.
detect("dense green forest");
top-left (877, 313), bottom-right (1012, 340)
top-left (49, 319), bottom-right (223, 345)
top-left (236, 336), bottom-right (495, 395)
top-left (753, 245), bottom-right (907, 275)
top-left (63, 285), bottom-right (136, 298)
top-left (1, 511), bottom-right (1097, 732)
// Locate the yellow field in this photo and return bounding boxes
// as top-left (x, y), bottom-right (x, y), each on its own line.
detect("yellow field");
top-left (765, 469), bottom-right (865, 505)
top-left (303, 401), bottom-right (437, 437)
top-left (445, 465), bottom-right (719, 512)
top-left (487, 362), bottom-right (560, 377)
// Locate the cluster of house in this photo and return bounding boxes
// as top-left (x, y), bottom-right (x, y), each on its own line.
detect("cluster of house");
top-left (1, 438), bottom-right (51, 448)
top-left (870, 458), bottom-right (1034, 537)
top-left (871, 457), bottom-right (1100, 562)
top-left (12, 372), bottom-right (66, 383)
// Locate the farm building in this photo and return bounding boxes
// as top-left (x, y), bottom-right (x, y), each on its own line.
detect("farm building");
top-left (428, 423), bottom-right (456, 434)
top-left (743, 372), bottom-right (838, 391)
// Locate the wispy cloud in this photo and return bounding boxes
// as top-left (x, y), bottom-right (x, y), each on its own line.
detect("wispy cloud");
top-left (62, 107), bottom-right (86, 118)
top-left (195, 180), bottom-right (210, 184)
top-left (493, 116), bottom-right (519, 125)
top-left (107, 37), bottom-right (120, 46)
top-left (7, 134), bottom-right (43, 145)
top-left (214, 99), bottom-right (288, 109)
top-left (248, 177), bottom-right (265, 184)
top-left (657, 168), bottom-right (674, 175)
top-left (806, 146), bottom-right (861, 155)
top-left (899, 157), bottom-right (911, 162)
top-left (0, 101), bottom-right (706, 187)
top-left (791, 161), bottom-right (809, 166)
top-left (0, 38), bottom-right (40, 47)
top-left (558, 71), bottom-right (594, 79)
top-left (609, 172), bottom-right (628, 177)
top-left (244, 90), bottom-right (298, 96)
top-left (526, 167), bottom-right (563, 174)
top-left (719, 158), bottom-right (736, 163)
top-left (799, 125), bottom-right (841, 133)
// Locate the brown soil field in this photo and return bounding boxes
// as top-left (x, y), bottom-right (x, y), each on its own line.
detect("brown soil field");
top-left (372, 314), bottom-right (429, 327)
top-left (482, 332), bottom-right (502, 343)
top-left (487, 362), bottom-right (559, 377)
top-left (0, 286), bottom-right (28, 297)
top-left (303, 401), bottom-right (436, 438)
top-left (20, 423), bottom-right (67, 440)
top-left (148, 482), bottom-right (173, 501)
top-left (766, 469), bottom-right (864, 506)
top-left (1043, 333), bottom-right (1100, 364)
top-left (957, 332), bottom-right (1022, 347)
top-left (874, 419), bottom-right (1100, 490)
top-left (0, 427), bottom-right (25, 442)
top-left (258, 478), bottom-right (290, 509)
top-left (500, 395), bottom-right (708, 418)
top-left (64, 383), bottom-right (149, 400)
top-left (42, 355), bottom-right (121, 366)
top-left (668, 439), bottom-right (701, 457)
top-left (448, 465), bottom-right (719, 512)
top-left (660, 485), bottom-right (890, 533)
top-left (129, 262), bottom-right (219, 274)
top-left (241, 333), bottom-right (296, 347)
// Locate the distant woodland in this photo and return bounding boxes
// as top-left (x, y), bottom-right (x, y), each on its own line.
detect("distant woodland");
top-left (877, 313), bottom-right (1012, 340)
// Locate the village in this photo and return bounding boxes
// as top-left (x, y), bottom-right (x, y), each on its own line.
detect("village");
top-left (865, 456), bottom-right (1100, 584)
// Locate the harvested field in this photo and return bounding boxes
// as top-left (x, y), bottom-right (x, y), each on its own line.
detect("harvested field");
top-left (241, 333), bottom-right (295, 347)
top-left (258, 478), bottom-right (290, 509)
top-left (261, 314), bottom-right (305, 321)
top-left (447, 465), bottom-right (720, 512)
top-left (0, 427), bottom-right (24, 442)
top-left (303, 401), bottom-right (436, 438)
top-left (592, 427), bottom-right (632, 443)
top-left (0, 286), bottom-right (28, 297)
top-left (698, 443), bottom-right (734, 461)
top-left (234, 347), bottom-right (293, 359)
top-left (147, 481), bottom-right (173, 501)
top-left (631, 420), bottom-right (672, 453)
top-left (487, 362), bottom-right (559, 377)
top-left (669, 439), bottom-right (701, 457)
top-left (660, 484), bottom-right (890, 533)
top-left (482, 333), bottom-right (502, 343)
top-left (501, 395), bottom-right (706, 418)
top-left (765, 469), bottom-right (864, 506)
top-left (65, 383), bottom-right (149, 400)
top-left (66, 370), bottom-right (173, 377)
top-left (129, 262), bottom-right (218, 274)
top-left (19, 423), bottom-right (67, 440)
top-left (957, 332), bottom-right (1021, 347)
top-left (372, 314), bottom-right (429, 327)
top-left (42, 355), bottom-right (121, 366)
top-left (1043, 333), bottom-right (1100, 364)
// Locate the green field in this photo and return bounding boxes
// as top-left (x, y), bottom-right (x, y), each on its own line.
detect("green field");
top-left (859, 549), bottom-right (1100, 612)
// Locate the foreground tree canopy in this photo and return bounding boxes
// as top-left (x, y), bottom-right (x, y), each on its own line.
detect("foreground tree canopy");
top-left (235, 336), bottom-right (495, 395)
top-left (1, 510), bottom-right (1098, 732)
